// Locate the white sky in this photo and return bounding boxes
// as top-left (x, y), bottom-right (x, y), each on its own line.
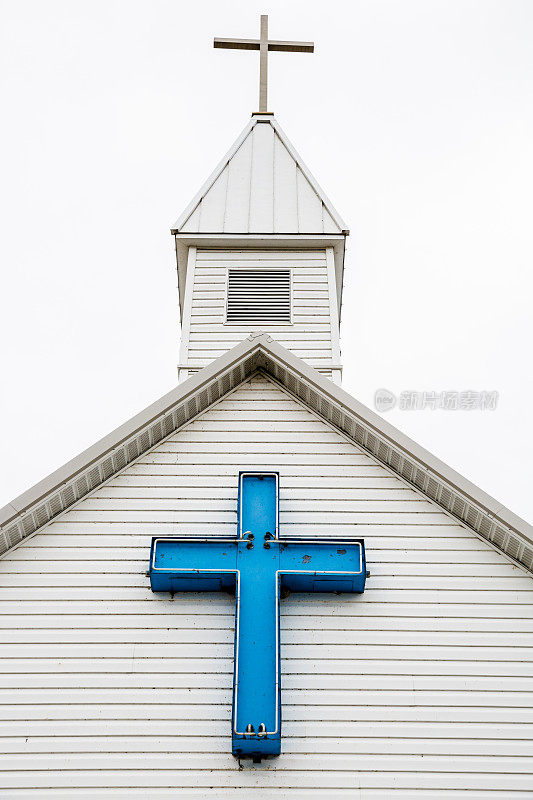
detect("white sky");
top-left (0, 0), bottom-right (532, 522)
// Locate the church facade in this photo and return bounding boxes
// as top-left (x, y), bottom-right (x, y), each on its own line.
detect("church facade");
top-left (1, 21), bottom-right (533, 798)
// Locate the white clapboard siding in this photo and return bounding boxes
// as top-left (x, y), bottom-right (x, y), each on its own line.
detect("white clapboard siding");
top-left (181, 249), bottom-right (340, 378)
top-left (1, 373), bottom-right (532, 798)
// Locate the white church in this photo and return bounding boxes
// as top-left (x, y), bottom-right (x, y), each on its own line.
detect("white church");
top-left (1, 15), bottom-right (532, 799)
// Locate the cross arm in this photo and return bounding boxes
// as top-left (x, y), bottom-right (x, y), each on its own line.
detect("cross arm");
top-left (149, 536), bottom-right (238, 593)
top-left (267, 40), bottom-right (314, 53)
top-left (278, 539), bottom-right (366, 593)
top-left (214, 38), bottom-right (314, 53)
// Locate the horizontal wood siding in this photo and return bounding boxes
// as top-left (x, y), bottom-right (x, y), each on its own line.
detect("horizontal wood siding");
top-left (185, 250), bottom-right (338, 375)
top-left (1, 374), bottom-right (532, 797)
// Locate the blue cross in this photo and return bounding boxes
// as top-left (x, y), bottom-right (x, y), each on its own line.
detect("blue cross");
top-left (149, 472), bottom-right (366, 760)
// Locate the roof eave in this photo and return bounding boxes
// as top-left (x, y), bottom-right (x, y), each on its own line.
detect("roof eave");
top-left (173, 232), bottom-right (347, 318)
top-left (2, 334), bottom-right (531, 574)
top-left (0, 335), bottom-right (264, 533)
top-left (259, 338), bottom-right (533, 550)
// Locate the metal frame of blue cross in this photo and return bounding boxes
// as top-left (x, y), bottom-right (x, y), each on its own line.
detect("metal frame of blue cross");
top-left (149, 472), bottom-right (367, 761)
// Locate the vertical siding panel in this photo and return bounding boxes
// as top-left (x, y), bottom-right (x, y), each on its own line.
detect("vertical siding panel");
top-left (296, 167), bottom-right (324, 232)
top-left (198, 168), bottom-right (229, 231)
top-left (273, 134), bottom-right (298, 232)
top-left (180, 203), bottom-right (201, 233)
top-left (248, 123), bottom-right (274, 232)
top-left (177, 247), bottom-right (197, 382)
top-left (322, 206), bottom-right (340, 233)
top-left (326, 246), bottom-right (342, 385)
top-left (223, 136), bottom-right (253, 232)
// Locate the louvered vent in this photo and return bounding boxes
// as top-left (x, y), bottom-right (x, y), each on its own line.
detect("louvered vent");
top-left (226, 269), bottom-right (291, 324)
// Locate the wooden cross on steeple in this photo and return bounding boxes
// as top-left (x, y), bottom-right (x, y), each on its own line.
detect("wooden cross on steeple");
top-left (214, 15), bottom-right (314, 113)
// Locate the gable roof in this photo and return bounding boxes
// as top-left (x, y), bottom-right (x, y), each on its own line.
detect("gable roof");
top-left (172, 115), bottom-right (348, 236)
top-left (1, 333), bottom-right (532, 574)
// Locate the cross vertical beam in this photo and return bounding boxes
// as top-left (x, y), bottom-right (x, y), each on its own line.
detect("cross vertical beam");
top-left (259, 15), bottom-right (268, 113)
top-left (214, 15), bottom-right (314, 113)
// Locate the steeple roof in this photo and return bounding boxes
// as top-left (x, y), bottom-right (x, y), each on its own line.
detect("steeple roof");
top-left (172, 115), bottom-right (348, 236)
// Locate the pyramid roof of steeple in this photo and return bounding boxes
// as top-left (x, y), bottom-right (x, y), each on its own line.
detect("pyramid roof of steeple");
top-left (172, 115), bottom-right (348, 236)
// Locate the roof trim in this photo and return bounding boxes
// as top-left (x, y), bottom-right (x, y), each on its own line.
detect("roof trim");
top-left (260, 339), bottom-right (533, 548)
top-left (270, 118), bottom-right (348, 234)
top-left (1, 334), bottom-right (532, 573)
top-left (173, 235), bottom-right (347, 320)
top-left (0, 336), bottom-right (261, 545)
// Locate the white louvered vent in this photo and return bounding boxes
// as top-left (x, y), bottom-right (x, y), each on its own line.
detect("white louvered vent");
top-left (226, 269), bottom-right (291, 324)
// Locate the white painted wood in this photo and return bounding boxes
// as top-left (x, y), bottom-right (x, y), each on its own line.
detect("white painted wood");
top-left (273, 131), bottom-right (298, 232)
top-left (296, 166), bottom-right (324, 232)
top-left (322, 206), bottom-right (339, 233)
top-left (197, 251), bottom-right (326, 260)
top-left (326, 246), bottom-right (342, 385)
top-left (223, 132), bottom-right (253, 232)
top-left (0, 374), bottom-right (532, 795)
top-left (270, 117), bottom-right (347, 234)
top-left (173, 119), bottom-right (256, 235)
top-left (1, 769), bottom-right (531, 792)
top-left (2, 733), bottom-right (530, 754)
top-left (198, 169), bottom-right (228, 231)
top-left (182, 248), bottom-right (342, 377)
top-left (180, 202), bottom-right (200, 233)
top-left (177, 246), bottom-right (196, 382)
top-left (2, 791), bottom-right (532, 800)
top-left (174, 119), bottom-right (343, 236)
top-left (248, 122), bottom-right (274, 232)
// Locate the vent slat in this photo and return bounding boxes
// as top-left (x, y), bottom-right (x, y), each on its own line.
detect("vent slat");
top-left (227, 269), bottom-right (291, 324)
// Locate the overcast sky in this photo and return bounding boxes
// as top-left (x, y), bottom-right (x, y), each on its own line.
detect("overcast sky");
top-left (1, 0), bottom-right (532, 522)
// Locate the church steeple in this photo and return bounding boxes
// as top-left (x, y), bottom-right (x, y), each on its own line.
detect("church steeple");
top-left (172, 17), bottom-right (349, 384)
